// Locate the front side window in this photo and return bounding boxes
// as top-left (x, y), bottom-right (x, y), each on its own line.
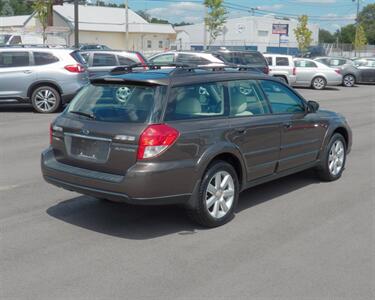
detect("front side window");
top-left (164, 82), bottom-right (225, 121)
top-left (33, 52), bottom-right (59, 65)
top-left (260, 80), bottom-right (305, 114)
top-left (92, 53), bottom-right (117, 67)
top-left (67, 84), bottom-right (157, 123)
top-left (228, 80), bottom-right (270, 117)
top-left (150, 54), bottom-right (174, 65)
top-left (276, 57), bottom-right (289, 66)
top-left (0, 51), bottom-right (29, 68)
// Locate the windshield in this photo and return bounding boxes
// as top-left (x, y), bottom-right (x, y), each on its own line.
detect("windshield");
top-left (67, 84), bottom-right (157, 123)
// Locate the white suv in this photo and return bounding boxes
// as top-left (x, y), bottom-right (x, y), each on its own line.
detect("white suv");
top-left (263, 54), bottom-right (296, 85)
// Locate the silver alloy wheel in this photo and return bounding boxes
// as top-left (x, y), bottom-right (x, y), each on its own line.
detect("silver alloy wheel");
top-left (313, 77), bottom-right (325, 89)
top-left (343, 75), bottom-right (355, 87)
top-left (34, 89), bottom-right (57, 112)
top-left (328, 140), bottom-right (345, 176)
top-left (205, 171), bottom-right (235, 219)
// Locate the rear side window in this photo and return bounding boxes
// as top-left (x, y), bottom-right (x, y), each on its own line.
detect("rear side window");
top-left (176, 54), bottom-right (210, 65)
top-left (295, 60), bottom-right (317, 68)
top-left (150, 54), bottom-right (174, 65)
top-left (260, 80), bottom-right (305, 114)
top-left (165, 82), bottom-right (225, 121)
top-left (92, 53), bottom-right (117, 67)
top-left (80, 52), bottom-right (90, 64)
top-left (228, 80), bottom-right (270, 117)
top-left (242, 52), bottom-right (266, 65)
top-left (276, 57), bottom-right (289, 66)
top-left (328, 59), bottom-right (346, 67)
top-left (0, 51), bottom-right (29, 67)
top-left (118, 55), bottom-right (136, 66)
top-left (70, 51), bottom-right (86, 65)
top-left (33, 52), bottom-right (59, 65)
top-left (68, 84), bottom-right (157, 123)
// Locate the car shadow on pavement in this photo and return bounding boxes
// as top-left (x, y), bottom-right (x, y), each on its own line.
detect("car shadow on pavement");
top-left (46, 169), bottom-right (320, 240)
top-left (0, 105), bottom-right (34, 113)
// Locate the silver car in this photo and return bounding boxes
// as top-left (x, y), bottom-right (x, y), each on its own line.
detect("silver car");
top-left (293, 58), bottom-right (342, 90)
top-left (0, 47), bottom-right (89, 113)
top-left (148, 51), bottom-right (225, 67)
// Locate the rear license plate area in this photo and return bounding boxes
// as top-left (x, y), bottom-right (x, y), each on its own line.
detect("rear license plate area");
top-left (65, 135), bottom-right (111, 163)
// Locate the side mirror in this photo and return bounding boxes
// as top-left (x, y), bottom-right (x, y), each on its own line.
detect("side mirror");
top-left (307, 100), bottom-right (319, 113)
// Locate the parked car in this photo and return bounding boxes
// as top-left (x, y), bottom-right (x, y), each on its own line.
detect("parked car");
top-left (314, 57), bottom-right (360, 87)
top-left (263, 54), bottom-right (296, 85)
top-left (41, 66), bottom-right (352, 227)
top-left (293, 58), bottom-right (342, 90)
top-left (0, 47), bottom-right (88, 113)
top-left (209, 49), bottom-right (269, 74)
top-left (352, 58), bottom-right (375, 84)
top-left (80, 50), bottom-right (147, 78)
top-left (148, 51), bottom-right (225, 67)
top-left (79, 44), bottom-right (111, 51)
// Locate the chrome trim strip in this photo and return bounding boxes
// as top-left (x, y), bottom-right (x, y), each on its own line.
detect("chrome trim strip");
top-left (64, 132), bottom-right (112, 142)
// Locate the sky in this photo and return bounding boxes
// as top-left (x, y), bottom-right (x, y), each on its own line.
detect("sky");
top-left (106, 0), bottom-right (375, 32)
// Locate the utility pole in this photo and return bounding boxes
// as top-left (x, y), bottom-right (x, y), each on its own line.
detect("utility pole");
top-left (74, 0), bottom-right (79, 48)
top-left (203, 2), bottom-right (207, 50)
top-left (125, 0), bottom-right (129, 50)
top-left (353, 0), bottom-right (360, 57)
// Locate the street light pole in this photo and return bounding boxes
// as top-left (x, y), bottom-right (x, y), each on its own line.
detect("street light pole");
top-left (125, 0), bottom-right (129, 50)
top-left (74, 0), bottom-right (79, 48)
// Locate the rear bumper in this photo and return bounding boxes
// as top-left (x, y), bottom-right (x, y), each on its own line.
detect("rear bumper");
top-left (41, 148), bottom-right (194, 206)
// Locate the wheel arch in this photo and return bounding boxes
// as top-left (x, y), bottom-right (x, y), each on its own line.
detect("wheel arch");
top-left (27, 81), bottom-right (63, 99)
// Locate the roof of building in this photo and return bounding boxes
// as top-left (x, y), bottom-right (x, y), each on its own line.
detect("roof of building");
top-left (54, 4), bottom-right (175, 34)
top-left (0, 15), bottom-right (32, 27)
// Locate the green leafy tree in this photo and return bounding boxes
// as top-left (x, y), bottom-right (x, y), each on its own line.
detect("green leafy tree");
top-left (358, 4), bottom-right (375, 44)
top-left (294, 15), bottom-right (312, 54)
top-left (354, 24), bottom-right (367, 50)
top-left (1, 0), bottom-right (15, 16)
top-left (33, 0), bottom-right (53, 44)
top-left (336, 24), bottom-right (356, 44)
top-left (319, 29), bottom-right (335, 43)
top-left (204, 0), bottom-right (227, 46)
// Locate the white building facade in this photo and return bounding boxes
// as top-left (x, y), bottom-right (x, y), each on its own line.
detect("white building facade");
top-left (175, 15), bottom-right (319, 54)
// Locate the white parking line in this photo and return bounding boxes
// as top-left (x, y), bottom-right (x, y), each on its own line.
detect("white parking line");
top-left (0, 184), bottom-right (23, 192)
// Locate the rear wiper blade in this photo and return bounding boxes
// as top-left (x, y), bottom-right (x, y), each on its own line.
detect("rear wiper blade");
top-left (69, 110), bottom-right (96, 119)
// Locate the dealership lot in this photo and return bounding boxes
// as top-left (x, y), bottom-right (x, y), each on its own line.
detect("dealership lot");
top-left (1, 85), bottom-right (374, 299)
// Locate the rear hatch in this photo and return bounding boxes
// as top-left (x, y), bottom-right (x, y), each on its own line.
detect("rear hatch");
top-left (51, 82), bottom-right (160, 175)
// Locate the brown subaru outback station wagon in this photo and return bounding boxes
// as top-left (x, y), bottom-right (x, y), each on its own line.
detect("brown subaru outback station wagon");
top-left (41, 65), bottom-right (352, 227)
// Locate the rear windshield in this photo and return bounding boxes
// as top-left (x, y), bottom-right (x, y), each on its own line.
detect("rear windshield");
top-left (70, 51), bottom-right (86, 65)
top-left (67, 84), bottom-right (157, 123)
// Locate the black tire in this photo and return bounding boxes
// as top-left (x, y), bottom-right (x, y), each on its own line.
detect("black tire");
top-left (342, 74), bottom-right (356, 87)
top-left (31, 86), bottom-right (61, 113)
top-left (187, 161), bottom-right (239, 227)
top-left (311, 76), bottom-right (327, 90)
top-left (316, 133), bottom-right (347, 182)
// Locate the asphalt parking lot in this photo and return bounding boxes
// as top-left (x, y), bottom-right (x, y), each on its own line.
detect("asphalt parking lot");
top-left (1, 85), bottom-right (374, 300)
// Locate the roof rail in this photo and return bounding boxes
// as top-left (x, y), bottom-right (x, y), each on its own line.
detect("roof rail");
top-left (109, 63), bottom-right (262, 76)
top-left (0, 44), bottom-right (68, 48)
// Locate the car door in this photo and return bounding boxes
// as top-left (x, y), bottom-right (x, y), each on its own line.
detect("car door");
top-left (88, 52), bottom-right (118, 78)
top-left (260, 79), bottom-right (325, 172)
top-left (358, 60), bottom-right (375, 83)
top-left (227, 79), bottom-right (281, 181)
top-left (0, 51), bottom-right (35, 101)
top-left (294, 59), bottom-right (317, 86)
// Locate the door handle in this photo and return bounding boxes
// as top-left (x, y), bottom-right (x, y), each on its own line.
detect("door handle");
top-left (283, 122), bottom-right (292, 129)
top-left (23, 70), bottom-right (32, 74)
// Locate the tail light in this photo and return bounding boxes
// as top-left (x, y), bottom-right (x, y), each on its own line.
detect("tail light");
top-left (293, 67), bottom-right (296, 76)
top-left (136, 52), bottom-right (147, 69)
top-left (64, 64), bottom-right (86, 73)
top-left (263, 66), bottom-right (269, 74)
top-left (137, 124), bottom-right (179, 160)
top-left (335, 69), bottom-right (341, 75)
